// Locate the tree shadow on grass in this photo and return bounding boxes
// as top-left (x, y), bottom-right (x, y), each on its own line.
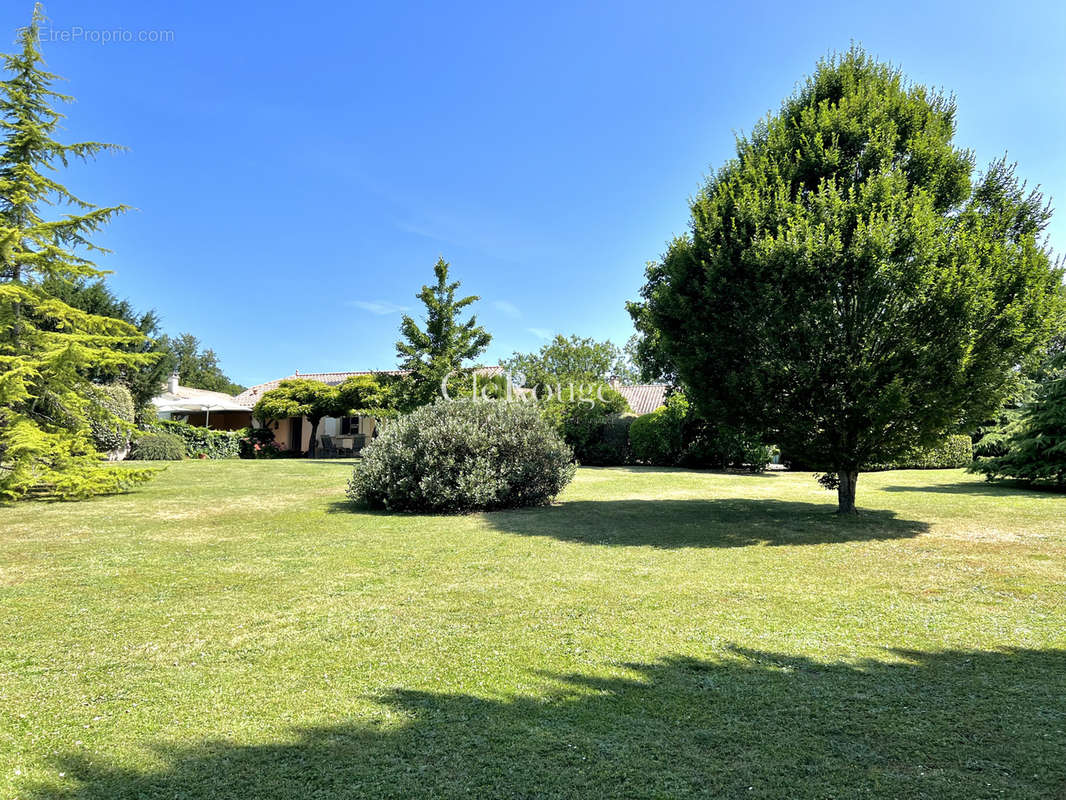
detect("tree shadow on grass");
top-left (301, 458), bottom-right (362, 467)
top-left (882, 480), bottom-right (1066, 497)
top-left (33, 647), bottom-right (1066, 799)
top-left (482, 499), bottom-right (929, 548)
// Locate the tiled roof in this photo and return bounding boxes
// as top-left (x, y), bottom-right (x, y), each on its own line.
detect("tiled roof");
top-left (616, 384), bottom-right (669, 415)
top-left (234, 366), bottom-right (505, 407)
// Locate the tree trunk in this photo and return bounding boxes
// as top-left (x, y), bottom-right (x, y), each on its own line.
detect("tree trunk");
top-left (837, 470), bottom-right (859, 514)
top-left (307, 418), bottom-right (319, 458)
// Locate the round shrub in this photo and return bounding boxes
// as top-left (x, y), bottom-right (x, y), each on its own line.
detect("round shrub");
top-left (347, 399), bottom-right (576, 513)
top-left (89, 383), bottom-right (135, 453)
top-left (130, 432), bottom-right (185, 461)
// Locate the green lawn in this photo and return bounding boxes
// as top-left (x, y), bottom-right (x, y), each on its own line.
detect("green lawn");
top-left (2, 461), bottom-right (1065, 799)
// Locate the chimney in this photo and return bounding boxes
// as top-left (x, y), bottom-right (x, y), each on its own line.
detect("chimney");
top-left (167, 372), bottom-right (179, 393)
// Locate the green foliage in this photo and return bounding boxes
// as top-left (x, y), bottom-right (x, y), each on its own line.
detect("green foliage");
top-left (253, 378), bottom-right (343, 457)
top-left (41, 276), bottom-right (175, 411)
top-left (973, 407), bottom-right (1026, 458)
top-left (629, 400), bottom-right (687, 466)
top-left (867, 435), bottom-right (974, 471)
top-left (629, 393), bottom-right (772, 471)
top-left (624, 309), bottom-right (676, 385)
top-left (973, 338), bottom-right (1065, 459)
top-left (0, 8), bottom-right (157, 500)
top-left (394, 257), bottom-right (492, 410)
top-left (504, 334), bottom-right (635, 387)
top-left (238, 426), bottom-right (284, 459)
top-left (578, 413), bottom-right (636, 466)
top-left (538, 385), bottom-right (632, 464)
top-left (335, 374), bottom-right (395, 418)
top-left (630, 47), bottom-right (1064, 511)
top-left (348, 399), bottom-right (576, 513)
top-left (159, 332), bottom-right (244, 395)
top-left (130, 432), bottom-right (185, 461)
top-left (144, 419), bottom-right (241, 459)
top-left (973, 360), bottom-right (1066, 486)
top-left (681, 426), bottom-right (776, 473)
top-left (88, 383), bottom-right (135, 453)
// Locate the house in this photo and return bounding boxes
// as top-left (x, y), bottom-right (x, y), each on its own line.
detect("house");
top-left (234, 367), bottom-right (670, 454)
top-left (152, 373), bottom-right (252, 430)
top-left (234, 369), bottom-right (420, 453)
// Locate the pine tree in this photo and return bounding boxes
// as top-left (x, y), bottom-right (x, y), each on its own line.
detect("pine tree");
top-left (394, 257), bottom-right (491, 409)
top-left (974, 357), bottom-right (1066, 486)
top-left (0, 5), bottom-right (156, 499)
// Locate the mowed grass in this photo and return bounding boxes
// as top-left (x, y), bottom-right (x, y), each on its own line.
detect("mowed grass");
top-left (2, 461), bottom-right (1065, 799)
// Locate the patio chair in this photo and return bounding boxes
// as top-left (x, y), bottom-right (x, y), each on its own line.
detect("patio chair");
top-left (319, 435), bottom-right (338, 458)
top-left (351, 434), bottom-right (368, 455)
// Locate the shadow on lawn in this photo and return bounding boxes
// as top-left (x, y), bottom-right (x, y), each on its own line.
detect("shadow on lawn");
top-left (483, 498), bottom-right (929, 548)
top-left (882, 480), bottom-right (1066, 497)
top-left (34, 647), bottom-right (1066, 799)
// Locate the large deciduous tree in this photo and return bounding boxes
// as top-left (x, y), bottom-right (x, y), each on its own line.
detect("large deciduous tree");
top-left (630, 48), bottom-right (1064, 513)
top-left (395, 257), bottom-right (491, 410)
top-left (504, 334), bottom-right (636, 387)
top-left (0, 6), bottom-right (156, 499)
top-left (252, 378), bottom-right (341, 458)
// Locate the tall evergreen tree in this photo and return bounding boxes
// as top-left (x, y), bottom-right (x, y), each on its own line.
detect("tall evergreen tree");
top-left (973, 355), bottom-right (1066, 486)
top-left (630, 48), bottom-right (1064, 512)
top-left (395, 257), bottom-right (491, 409)
top-left (0, 6), bottom-right (155, 499)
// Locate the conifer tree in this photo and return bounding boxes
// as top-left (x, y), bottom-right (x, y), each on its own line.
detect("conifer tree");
top-left (974, 356), bottom-right (1066, 486)
top-left (0, 5), bottom-right (156, 499)
top-left (394, 257), bottom-right (491, 409)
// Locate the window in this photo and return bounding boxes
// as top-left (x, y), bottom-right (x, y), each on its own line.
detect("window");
top-left (341, 416), bottom-right (360, 435)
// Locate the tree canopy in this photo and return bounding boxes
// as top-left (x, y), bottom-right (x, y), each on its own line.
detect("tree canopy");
top-left (41, 276), bottom-right (175, 413)
top-left (161, 332), bottom-right (244, 396)
top-left (336, 373), bottom-right (395, 418)
top-left (629, 48), bottom-right (1064, 512)
top-left (394, 257), bottom-right (491, 410)
top-left (252, 378), bottom-right (342, 458)
top-left (0, 6), bottom-right (156, 499)
top-left (504, 334), bottom-right (637, 388)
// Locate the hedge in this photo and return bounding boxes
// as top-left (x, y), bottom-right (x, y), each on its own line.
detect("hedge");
top-left (865, 435), bottom-right (974, 471)
top-left (629, 392), bottom-right (772, 472)
top-left (143, 419), bottom-right (242, 459)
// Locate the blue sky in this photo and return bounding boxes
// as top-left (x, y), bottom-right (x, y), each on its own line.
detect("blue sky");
top-left (3, 0), bottom-right (1064, 387)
